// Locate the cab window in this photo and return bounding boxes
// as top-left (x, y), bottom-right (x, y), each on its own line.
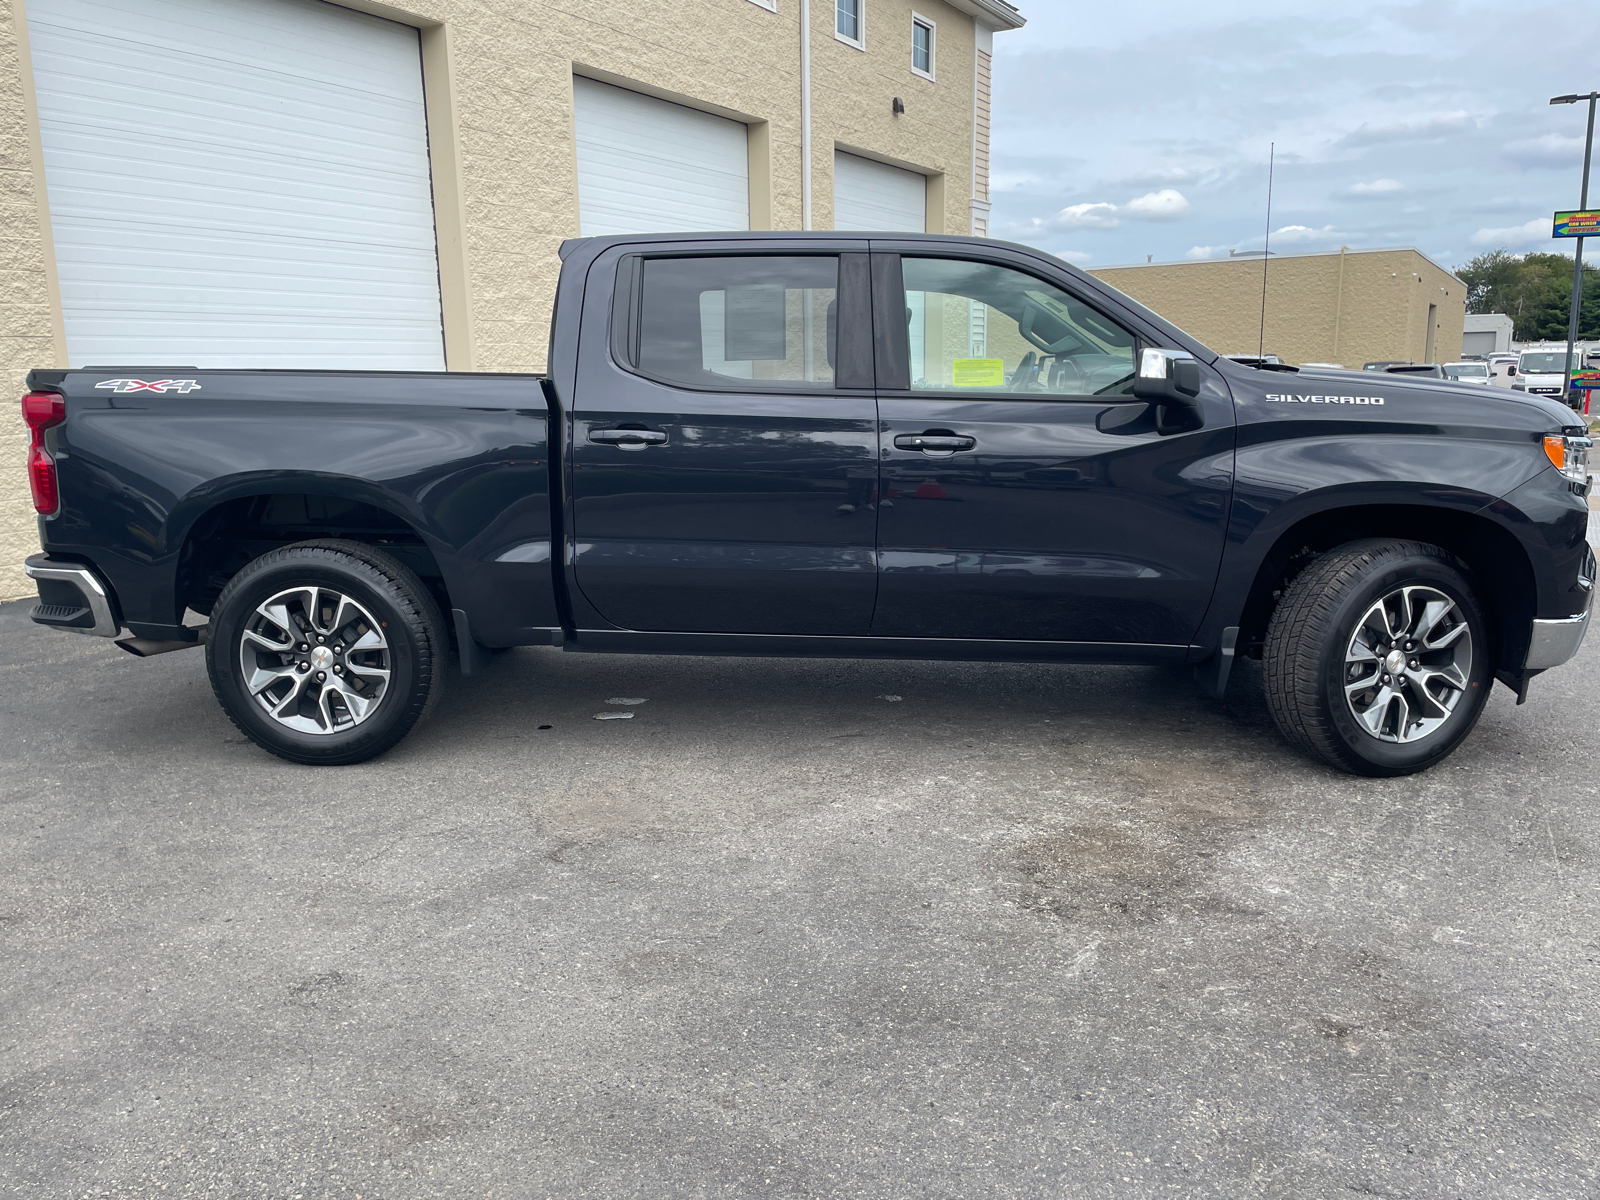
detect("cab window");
top-left (635, 256), bottom-right (839, 389)
top-left (901, 257), bottom-right (1137, 397)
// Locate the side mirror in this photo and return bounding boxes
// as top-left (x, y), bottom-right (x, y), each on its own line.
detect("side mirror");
top-left (1507, 366), bottom-right (1517, 376)
top-left (1132, 348), bottom-right (1203, 433)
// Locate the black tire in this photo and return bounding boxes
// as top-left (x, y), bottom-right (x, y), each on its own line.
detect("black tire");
top-left (1262, 539), bottom-right (1493, 777)
top-left (206, 540), bottom-right (446, 765)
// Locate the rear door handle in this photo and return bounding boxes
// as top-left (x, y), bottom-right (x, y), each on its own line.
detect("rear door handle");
top-left (893, 432), bottom-right (976, 453)
top-left (588, 427), bottom-right (668, 447)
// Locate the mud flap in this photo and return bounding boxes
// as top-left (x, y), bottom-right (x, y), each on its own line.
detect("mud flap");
top-left (1193, 626), bottom-right (1239, 700)
top-left (452, 608), bottom-right (490, 677)
top-left (116, 633), bottom-right (205, 657)
top-left (1494, 668), bottom-right (1541, 705)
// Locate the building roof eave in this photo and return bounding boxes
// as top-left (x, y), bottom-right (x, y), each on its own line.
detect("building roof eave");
top-left (1092, 245), bottom-right (1465, 288)
top-left (944, 0), bottom-right (1026, 31)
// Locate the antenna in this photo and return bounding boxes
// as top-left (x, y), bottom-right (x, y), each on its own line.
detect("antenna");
top-left (1259, 142), bottom-right (1274, 360)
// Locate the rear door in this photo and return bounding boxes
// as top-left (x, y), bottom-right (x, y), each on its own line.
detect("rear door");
top-left (569, 245), bottom-right (879, 634)
top-left (869, 247), bottom-right (1236, 646)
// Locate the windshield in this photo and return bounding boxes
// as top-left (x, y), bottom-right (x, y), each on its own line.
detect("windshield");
top-left (1446, 363), bottom-right (1487, 379)
top-left (1519, 352), bottom-right (1569, 374)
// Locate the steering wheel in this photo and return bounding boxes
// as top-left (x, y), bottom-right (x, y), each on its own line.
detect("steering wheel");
top-left (1010, 351), bottom-right (1038, 391)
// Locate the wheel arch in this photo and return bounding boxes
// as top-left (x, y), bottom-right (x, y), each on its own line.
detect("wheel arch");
top-left (1234, 502), bottom-right (1536, 674)
top-left (174, 485), bottom-right (454, 621)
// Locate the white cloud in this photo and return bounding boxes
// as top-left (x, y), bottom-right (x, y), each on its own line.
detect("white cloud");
top-left (1471, 217), bottom-right (1551, 246)
top-left (990, 170), bottom-right (1044, 193)
top-left (1270, 224), bottom-right (1342, 244)
top-left (1125, 188), bottom-right (1191, 219)
top-left (1121, 162), bottom-right (1202, 185)
top-left (1349, 178), bottom-right (1403, 195)
top-left (1053, 201), bottom-right (1122, 229)
top-left (986, 0), bottom-right (1594, 268)
top-left (1057, 249), bottom-right (1093, 264)
top-left (1185, 245), bottom-right (1227, 259)
top-left (1502, 133), bottom-right (1585, 169)
top-left (1337, 112), bottom-right (1472, 150)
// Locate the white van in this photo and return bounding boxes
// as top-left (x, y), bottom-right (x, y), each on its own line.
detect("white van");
top-left (1513, 347), bottom-right (1573, 401)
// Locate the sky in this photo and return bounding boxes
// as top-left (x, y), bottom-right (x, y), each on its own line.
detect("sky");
top-left (987, 0), bottom-right (1598, 272)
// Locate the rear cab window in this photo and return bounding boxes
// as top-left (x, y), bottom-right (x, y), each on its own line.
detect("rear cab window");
top-left (631, 256), bottom-right (842, 390)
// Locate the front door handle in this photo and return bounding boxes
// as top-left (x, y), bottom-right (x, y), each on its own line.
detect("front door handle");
top-left (589, 426), bottom-right (668, 448)
top-left (894, 432), bottom-right (976, 454)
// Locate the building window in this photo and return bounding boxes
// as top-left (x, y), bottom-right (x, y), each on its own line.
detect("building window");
top-left (911, 14), bottom-right (935, 79)
top-left (836, 0), bottom-right (863, 48)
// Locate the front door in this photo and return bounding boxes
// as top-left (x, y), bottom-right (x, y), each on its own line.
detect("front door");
top-left (870, 251), bottom-right (1235, 646)
top-left (570, 249), bottom-right (880, 635)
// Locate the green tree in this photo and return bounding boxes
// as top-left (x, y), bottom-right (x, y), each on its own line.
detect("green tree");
top-left (1457, 249), bottom-right (1599, 340)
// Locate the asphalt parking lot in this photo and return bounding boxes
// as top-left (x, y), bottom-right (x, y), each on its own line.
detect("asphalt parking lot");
top-left (2, 594), bottom-right (1598, 1199)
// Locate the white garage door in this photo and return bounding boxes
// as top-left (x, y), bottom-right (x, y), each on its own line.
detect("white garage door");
top-left (833, 153), bottom-right (927, 232)
top-left (27, 0), bottom-right (445, 369)
top-left (574, 77), bottom-right (749, 236)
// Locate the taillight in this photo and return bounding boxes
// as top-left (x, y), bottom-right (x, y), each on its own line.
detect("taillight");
top-left (22, 391), bottom-right (65, 515)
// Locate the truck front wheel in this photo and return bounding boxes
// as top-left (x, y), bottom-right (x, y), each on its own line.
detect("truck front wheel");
top-left (1262, 539), bottom-right (1492, 776)
top-left (205, 540), bottom-right (446, 766)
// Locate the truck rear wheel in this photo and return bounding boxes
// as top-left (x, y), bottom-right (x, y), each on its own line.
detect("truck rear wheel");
top-left (206, 540), bottom-right (446, 766)
top-left (1262, 539), bottom-right (1492, 777)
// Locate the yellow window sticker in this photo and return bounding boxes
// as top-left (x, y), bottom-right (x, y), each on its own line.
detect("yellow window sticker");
top-left (952, 358), bottom-right (1005, 387)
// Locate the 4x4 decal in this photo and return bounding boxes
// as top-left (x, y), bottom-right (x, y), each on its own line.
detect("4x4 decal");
top-left (93, 379), bottom-right (202, 394)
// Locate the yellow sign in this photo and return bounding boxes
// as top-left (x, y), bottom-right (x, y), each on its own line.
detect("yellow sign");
top-left (952, 358), bottom-right (1005, 387)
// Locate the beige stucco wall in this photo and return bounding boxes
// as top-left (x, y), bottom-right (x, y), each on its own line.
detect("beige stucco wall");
top-left (0, 0), bottom-right (995, 601)
top-left (1090, 249), bottom-right (1466, 371)
top-left (2, 3), bottom-right (59, 602)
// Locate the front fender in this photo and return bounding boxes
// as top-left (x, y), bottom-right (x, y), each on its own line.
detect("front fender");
top-left (1189, 410), bottom-right (1561, 658)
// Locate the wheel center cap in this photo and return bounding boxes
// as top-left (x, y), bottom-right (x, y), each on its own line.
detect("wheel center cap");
top-left (310, 646), bottom-right (335, 670)
top-left (1385, 649), bottom-right (1407, 675)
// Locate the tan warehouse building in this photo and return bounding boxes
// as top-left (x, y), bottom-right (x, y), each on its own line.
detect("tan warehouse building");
top-left (1091, 247), bottom-right (1465, 371)
top-left (0, 0), bottom-right (1023, 595)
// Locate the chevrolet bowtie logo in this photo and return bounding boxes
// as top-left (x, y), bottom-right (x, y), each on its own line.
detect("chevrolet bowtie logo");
top-left (93, 379), bottom-right (203, 393)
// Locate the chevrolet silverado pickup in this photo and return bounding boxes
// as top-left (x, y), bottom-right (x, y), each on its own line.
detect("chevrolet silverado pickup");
top-left (20, 232), bottom-right (1595, 775)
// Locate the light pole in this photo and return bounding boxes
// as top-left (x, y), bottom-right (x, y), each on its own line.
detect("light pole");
top-left (1551, 91), bottom-right (1597, 407)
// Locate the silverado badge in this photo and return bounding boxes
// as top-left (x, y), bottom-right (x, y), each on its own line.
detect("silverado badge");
top-left (1264, 393), bottom-right (1384, 405)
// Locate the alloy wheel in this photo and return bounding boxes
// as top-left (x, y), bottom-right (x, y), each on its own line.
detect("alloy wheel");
top-left (1343, 585), bottom-right (1472, 743)
top-left (238, 586), bottom-right (391, 735)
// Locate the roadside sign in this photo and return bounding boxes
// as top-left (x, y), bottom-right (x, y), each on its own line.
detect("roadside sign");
top-left (1572, 368), bottom-right (1600, 388)
top-left (1554, 210), bottom-right (1600, 238)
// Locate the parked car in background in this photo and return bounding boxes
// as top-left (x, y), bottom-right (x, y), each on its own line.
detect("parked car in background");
top-left (1223, 353), bottom-right (1282, 366)
top-left (1365, 360), bottom-right (1413, 371)
top-left (1298, 362), bottom-right (1345, 369)
top-left (1488, 353), bottom-right (1520, 388)
top-left (1444, 362), bottom-right (1491, 385)
top-left (1385, 363), bottom-right (1446, 378)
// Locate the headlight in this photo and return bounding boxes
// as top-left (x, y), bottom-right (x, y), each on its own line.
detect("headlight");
top-left (1544, 434), bottom-right (1591, 483)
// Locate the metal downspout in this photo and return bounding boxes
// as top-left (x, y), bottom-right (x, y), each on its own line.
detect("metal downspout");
top-left (800, 0), bottom-right (811, 230)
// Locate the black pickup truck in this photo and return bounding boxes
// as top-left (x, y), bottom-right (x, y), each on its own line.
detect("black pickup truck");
top-left (20, 232), bottom-right (1594, 776)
